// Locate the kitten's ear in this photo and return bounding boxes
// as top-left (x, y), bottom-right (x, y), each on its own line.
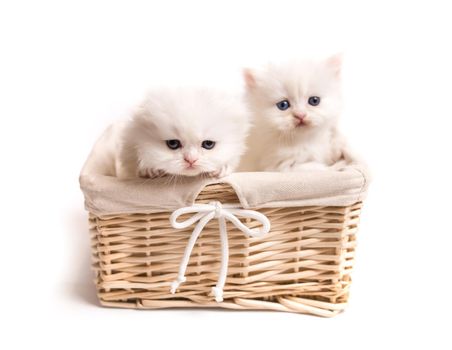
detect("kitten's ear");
top-left (243, 68), bottom-right (257, 89)
top-left (326, 53), bottom-right (343, 78)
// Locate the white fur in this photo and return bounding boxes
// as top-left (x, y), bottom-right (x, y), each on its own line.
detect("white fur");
top-left (81, 121), bottom-right (126, 177)
top-left (117, 87), bottom-right (250, 179)
top-left (239, 56), bottom-right (352, 172)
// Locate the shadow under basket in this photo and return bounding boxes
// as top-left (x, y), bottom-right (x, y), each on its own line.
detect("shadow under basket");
top-left (89, 183), bottom-right (363, 317)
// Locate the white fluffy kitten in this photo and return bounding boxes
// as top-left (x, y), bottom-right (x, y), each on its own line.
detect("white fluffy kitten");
top-left (239, 55), bottom-right (351, 172)
top-left (117, 87), bottom-right (250, 179)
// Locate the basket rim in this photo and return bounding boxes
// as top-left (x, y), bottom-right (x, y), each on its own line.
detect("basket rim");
top-left (80, 166), bottom-right (369, 216)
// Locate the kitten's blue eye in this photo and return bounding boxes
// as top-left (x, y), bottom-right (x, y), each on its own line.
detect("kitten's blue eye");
top-left (201, 140), bottom-right (216, 150)
top-left (276, 100), bottom-right (291, 111)
top-left (166, 139), bottom-right (181, 150)
top-left (308, 96), bottom-right (321, 106)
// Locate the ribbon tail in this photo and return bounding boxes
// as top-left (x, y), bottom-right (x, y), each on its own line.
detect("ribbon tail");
top-left (170, 212), bottom-right (214, 294)
top-left (211, 216), bottom-right (228, 302)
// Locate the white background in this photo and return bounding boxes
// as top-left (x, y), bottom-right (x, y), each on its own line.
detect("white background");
top-left (1, 1), bottom-right (451, 349)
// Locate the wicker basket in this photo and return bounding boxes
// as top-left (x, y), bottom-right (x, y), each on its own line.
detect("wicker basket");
top-left (87, 182), bottom-right (363, 317)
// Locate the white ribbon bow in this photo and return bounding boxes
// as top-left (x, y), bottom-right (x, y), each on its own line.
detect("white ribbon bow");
top-left (169, 201), bottom-right (271, 302)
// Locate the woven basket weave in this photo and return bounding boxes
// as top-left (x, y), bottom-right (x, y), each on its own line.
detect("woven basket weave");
top-left (89, 183), bottom-right (362, 317)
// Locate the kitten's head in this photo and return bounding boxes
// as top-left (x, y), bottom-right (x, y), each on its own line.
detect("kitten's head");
top-left (126, 87), bottom-right (250, 177)
top-left (244, 55), bottom-right (343, 134)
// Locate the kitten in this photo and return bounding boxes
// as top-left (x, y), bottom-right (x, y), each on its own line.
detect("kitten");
top-left (238, 55), bottom-right (353, 172)
top-left (117, 87), bottom-right (250, 179)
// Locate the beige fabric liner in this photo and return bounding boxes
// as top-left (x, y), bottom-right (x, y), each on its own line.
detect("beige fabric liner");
top-left (80, 164), bottom-right (369, 216)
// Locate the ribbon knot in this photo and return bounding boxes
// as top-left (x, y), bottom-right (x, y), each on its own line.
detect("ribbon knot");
top-left (169, 201), bottom-right (271, 302)
top-left (212, 201), bottom-right (223, 219)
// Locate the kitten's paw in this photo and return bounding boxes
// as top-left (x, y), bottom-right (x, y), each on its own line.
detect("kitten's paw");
top-left (208, 164), bottom-right (232, 178)
top-left (330, 159), bottom-right (348, 170)
top-left (138, 168), bottom-right (167, 179)
top-left (148, 169), bottom-right (167, 178)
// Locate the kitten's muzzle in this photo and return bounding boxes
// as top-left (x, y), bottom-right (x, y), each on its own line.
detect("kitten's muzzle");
top-left (293, 113), bottom-right (308, 127)
top-left (184, 155), bottom-right (198, 168)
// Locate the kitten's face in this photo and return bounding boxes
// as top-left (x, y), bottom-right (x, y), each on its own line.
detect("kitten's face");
top-left (245, 56), bottom-right (342, 134)
top-left (129, 88), bottom-right (249, 177)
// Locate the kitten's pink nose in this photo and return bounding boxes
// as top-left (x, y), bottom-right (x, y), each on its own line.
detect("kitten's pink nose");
top-left (293, 112), bottom-right (307, 121)
top-left (293, 113), bottom-right (307, 125)
top-left (184, 155), bottom-right (198, 166)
